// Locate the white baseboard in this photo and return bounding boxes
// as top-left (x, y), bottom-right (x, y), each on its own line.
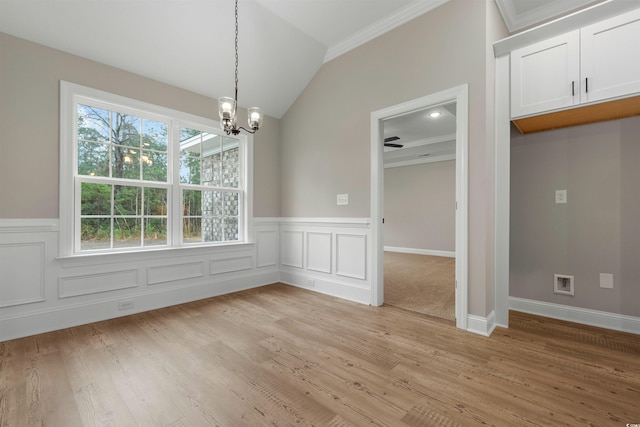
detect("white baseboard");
top-left (384, 246), bottom-right (455, 258)
top-left (509, 297), bottom-right (640, 335)
top-left (466, 310), bottom-right (496, 337)
top-left (0, 272), bottom-right (278, 342)
top-left (279, 271), bottom-right (370, 305)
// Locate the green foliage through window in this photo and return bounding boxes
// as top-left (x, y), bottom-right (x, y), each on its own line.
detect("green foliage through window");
top-left (71, 92), bottom-right (243, 253)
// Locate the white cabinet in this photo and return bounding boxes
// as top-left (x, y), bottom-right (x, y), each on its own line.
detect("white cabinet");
top-left (511, 8), bottom-right (640, 119)
top-left (581, 9), bottom-right (640, 104)
top-left (511, 31), bottom-right (580, 118)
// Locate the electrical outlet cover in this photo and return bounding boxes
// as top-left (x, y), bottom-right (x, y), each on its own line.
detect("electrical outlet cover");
top-left (555, 190), bottom-right (567, 204)
top-left (600, 273), bottom-right (614, 289)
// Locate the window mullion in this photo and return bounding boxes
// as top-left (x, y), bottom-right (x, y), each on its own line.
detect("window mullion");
top-left (171, 121), bottom-right (183, 247)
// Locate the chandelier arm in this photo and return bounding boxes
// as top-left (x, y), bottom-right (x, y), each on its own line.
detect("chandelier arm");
top-left (224, 126), bottom-right (257, 136)
top-left (237, 126), bottom-right (257, 134)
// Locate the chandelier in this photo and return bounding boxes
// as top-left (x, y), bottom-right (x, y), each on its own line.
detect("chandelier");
top-left (218, 0), bottom-right (263, 135)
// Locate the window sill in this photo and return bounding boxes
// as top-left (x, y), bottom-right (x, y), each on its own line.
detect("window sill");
top-left (57, 242), bottom-right (255, 266)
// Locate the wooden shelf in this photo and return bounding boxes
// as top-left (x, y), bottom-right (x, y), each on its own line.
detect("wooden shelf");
top-left (512, 95), bottom-right (640, 134)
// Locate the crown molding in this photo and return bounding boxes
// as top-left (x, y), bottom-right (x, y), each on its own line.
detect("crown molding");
top-left (324, 0), bottom-right (450, 63)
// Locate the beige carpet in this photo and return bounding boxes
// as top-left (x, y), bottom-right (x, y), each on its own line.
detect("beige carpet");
top-left (383, 252), bottom-right (455, 321)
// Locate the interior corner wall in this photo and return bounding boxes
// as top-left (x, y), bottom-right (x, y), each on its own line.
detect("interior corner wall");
top-left (510, 116), bottom-right (640, 317)
top-left (0, 32), bottom-right (281, 219)
top-left (484, 0), bottom-right (510, 315)
top-left (383, 161), bottom-right (455, 252)
top-left (280, 0), bottom-right (506, 317)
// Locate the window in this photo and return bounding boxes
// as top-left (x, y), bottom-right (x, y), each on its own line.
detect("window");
top-left (60, 81), bottom-right (252, 256)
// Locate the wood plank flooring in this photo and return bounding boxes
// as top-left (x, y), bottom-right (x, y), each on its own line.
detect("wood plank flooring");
top-left (1, 283), bottom-right (639, 426)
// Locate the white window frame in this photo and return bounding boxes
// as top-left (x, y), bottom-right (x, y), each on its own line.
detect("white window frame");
top-left (59, 81), bottom-right (253, 257)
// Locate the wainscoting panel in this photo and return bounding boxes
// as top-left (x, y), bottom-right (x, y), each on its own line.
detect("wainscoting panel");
top-left (279, 218), bottom-right (371, 305)
top-left (59, 269), bottom-right (139, 298)
top-left (147, 261), bottom-right (205, 285)
top-left (336, 233), bottom-right (367, 280)
top-left (281, 230), bottom-right (304, 269)
top-left (307, 232), bottom-right (332, 274)
top-left (210, 256), bottom-right (253, 275)
top-left (0, 242), bottom-right (45, 307)
top-left (256, 229), bottom-right (278, 267)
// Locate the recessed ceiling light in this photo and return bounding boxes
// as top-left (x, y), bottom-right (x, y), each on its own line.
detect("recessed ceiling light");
top-left (429, 111), bottom-right (441, 118)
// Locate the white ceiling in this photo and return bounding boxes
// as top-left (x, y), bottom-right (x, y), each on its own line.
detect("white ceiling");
top-left (383, 101), bottom-right (456, 167)
top-left (0, 0), bottom-right (447, 119)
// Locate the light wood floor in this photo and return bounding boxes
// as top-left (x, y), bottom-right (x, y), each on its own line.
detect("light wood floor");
top-left (1, 283), bottom-right (639, 426)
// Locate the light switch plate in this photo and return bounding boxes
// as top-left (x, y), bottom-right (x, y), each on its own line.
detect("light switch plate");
top-left (555, 190), bottom-right (567, 204)
top-left (337, 194), bottom-right (349, 205)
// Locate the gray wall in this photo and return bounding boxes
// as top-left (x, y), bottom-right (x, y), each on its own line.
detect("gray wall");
top-left (280, 0), bottom-right (508, 316)
top-left (0, 33), bottom-right (281, 219)
top-left (510, 116), bottom-right (640, 317)
top-left (384, 161), bottom-right (455, 252)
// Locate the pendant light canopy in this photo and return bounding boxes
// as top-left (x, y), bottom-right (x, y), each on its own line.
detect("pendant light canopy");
top-left (218, 0), bottom-right (263, 135)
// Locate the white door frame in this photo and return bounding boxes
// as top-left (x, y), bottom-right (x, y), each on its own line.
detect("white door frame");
top-left (370, 84), bottom-right (469, 330)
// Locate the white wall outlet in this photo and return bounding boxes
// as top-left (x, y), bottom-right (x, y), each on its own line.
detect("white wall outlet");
top-left (553, 274), bottom-right (574, 295)
top-left (118, 300), bottom-right (135, 311)
top-left (600, 273), bottom-right (614, 289)
top-left (337, 194), bottom-right (349, 205)
top-left (555, 189), bottom-right (567, 204)
top-left (307, 279), bottom-right (315, 287)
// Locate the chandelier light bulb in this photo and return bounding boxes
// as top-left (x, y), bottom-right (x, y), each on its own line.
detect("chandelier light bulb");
top-left (248, 107), bottom-right (263, 130)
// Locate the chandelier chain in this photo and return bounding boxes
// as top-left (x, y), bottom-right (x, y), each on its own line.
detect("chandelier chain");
top-left (234, 0), bottom-right (239, 103)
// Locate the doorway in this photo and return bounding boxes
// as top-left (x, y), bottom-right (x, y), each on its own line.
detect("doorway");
top-left (382, 103), bottom-right (457, 321)
top-left (370, 85), bottom-right (469, 330)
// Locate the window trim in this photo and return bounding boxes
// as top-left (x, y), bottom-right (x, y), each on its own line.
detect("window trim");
top-left (59, 81), bottom-right (253, 257)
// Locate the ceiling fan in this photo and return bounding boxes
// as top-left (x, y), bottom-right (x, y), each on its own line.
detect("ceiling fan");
top-left (384, 136), bottom-right (403, 148)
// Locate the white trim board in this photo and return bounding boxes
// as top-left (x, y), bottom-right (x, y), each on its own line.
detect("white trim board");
top-left (0, 218), bottom-right (59, 233)
top-left (510, 297), bottom-right (640, 335)
top-left (324, 0), bottom-right (450, 63)
top-left (467, 311), bottom-right (497, 337)
top-left (280, 271), bottom-right (370, 305)
top-left (384, 246), bottom-right (455, 258)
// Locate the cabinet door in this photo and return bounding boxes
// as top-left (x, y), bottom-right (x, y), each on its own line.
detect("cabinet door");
top-left (581, 8), bottom-right (640, 104)
top-left (510, 31), bottom-right (580, 118)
